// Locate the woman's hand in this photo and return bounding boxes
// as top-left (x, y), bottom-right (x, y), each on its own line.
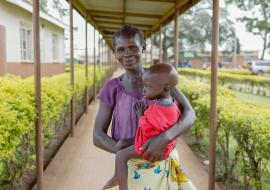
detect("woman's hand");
top-left (140, 133), bottom-right (169, 162)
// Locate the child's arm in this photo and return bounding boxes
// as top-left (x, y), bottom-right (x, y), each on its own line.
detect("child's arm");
top-left (166, 87), bottom-right (196, 139)
top-left (116, 145), bottom-right (139, 190)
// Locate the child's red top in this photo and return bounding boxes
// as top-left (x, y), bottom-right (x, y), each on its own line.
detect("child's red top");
top-left (134, 101), bottom-right (181, 160)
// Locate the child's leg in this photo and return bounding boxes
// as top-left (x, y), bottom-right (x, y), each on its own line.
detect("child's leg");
top-left (102, 175), bottom-right (118, 189)
top-left (116, 145), bottom-right (139, 190)
top-left (102, 145), bottom-right (139, 190)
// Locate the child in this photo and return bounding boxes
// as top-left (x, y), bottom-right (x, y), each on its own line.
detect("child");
top-left (103, 63), bottom-right (181, 190)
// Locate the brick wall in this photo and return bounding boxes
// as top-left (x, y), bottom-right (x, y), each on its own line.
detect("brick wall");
top-left (6, 62), bottom-right (65, 77)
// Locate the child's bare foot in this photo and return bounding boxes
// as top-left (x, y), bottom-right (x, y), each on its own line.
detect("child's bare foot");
top-left (102, 175), bottom-right (119, 190)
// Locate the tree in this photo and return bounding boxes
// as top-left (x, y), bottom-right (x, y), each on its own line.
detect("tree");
top-left (52, 0), bottom-right (68, 20)
top-left (40, 0), bottom-right (48, 13)
top-left (152, 0), bottom-right (239, 62)
top-left (222, 34), bottom-right (241, 55)
top-left (23, 0), bottom-right (68, 20)
top-left (226, 0), bottom-right (270, 59)
top-left (23, 0), bottom-right (48, 13)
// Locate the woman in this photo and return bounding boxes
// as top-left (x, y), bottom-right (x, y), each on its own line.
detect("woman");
top-left (93, 25), bottom-right (196, 190)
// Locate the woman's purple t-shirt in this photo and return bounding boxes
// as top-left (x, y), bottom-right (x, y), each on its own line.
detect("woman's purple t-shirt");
top-left (98, 76), bottom-right (145, 141)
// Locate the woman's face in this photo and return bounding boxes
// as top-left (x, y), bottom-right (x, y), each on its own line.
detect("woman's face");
top-left (114, 34), bottom-right (143, 71)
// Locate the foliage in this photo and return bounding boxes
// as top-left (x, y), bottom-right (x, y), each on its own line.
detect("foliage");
top-left (178, 68), bottom-right (270, 96)
top-left (179, 0), bottom-right (238, 53)
top-left (152, 0), bottom-right (239, 61)
top-left (180, 76), bottom-right (270, 189)
top-left (0, 65), bottom-right (109, 189)
top-left (23, 0), bottom-right (48, 13)
top-left (52, 0), bottom-right (68, 19)
top-left (23, 0), bottom-right (68, 20)
top-left (179, 68), bottom-right (270, 85)
top-left (218, 68), bottom-right (251, 75)
top-left (225, 0), bottom-right (270, 59)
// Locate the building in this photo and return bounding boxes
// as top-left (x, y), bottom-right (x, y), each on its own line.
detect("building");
top-left (190, 50), bottom-right (259, 69)
top-left (0, 0), bottom-right (66, 77)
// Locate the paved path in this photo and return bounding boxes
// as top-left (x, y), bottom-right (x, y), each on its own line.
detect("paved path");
top-left (41, 69), bottom-right (221, 190)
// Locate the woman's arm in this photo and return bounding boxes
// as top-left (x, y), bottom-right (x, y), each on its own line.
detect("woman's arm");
top-left (140, 87), bottom-right (196, 162)
top-left (93, 102), bottom-right (117, 153)
top-left (93, 102), bottom-right (135, 153)
top-left (164, 87), bottom-right (196, 141)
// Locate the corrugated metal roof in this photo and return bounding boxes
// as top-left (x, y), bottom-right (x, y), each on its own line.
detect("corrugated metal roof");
top-left (71, 0), bottom-right (200, 46)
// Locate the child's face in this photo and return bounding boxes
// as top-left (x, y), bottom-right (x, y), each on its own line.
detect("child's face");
top-left (142, 74), bottom-right (165, 100)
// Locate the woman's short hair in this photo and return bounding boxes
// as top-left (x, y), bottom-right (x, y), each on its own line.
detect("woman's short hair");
top-left (112, 25), bottom-right (145, 49)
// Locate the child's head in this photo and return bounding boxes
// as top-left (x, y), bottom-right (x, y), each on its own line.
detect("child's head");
top-left (142, 64), bottom-right (179, 100)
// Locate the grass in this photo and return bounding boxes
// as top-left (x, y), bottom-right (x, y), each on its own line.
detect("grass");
top-left (234, 90), bottom-right (270, 107)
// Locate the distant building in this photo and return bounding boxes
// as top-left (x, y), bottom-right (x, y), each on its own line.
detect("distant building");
top-left (223, 50), bottom-right (259, 68)
top-left (0, 0), bottom-right (66, 77)
top-left (189, 51), bottom-right (259, 69)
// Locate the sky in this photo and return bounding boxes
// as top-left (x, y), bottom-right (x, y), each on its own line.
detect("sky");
top-left (220, 1), bottom-right (269, 58)
top-left (47, 0), bottom-right (269, 59)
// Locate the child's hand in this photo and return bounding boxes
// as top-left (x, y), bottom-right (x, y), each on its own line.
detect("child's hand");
top-left (133, 101), bottom-right (147, 117)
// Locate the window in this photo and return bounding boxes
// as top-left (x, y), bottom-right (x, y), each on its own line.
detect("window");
top-left (40, 24), bottom-right (45, 62)
top-left (20, 22), bottom-right (32, 61)
top-left (256, 61), bottom-right (270, 66)
top-left (52, 33), bottom-right (58, 61)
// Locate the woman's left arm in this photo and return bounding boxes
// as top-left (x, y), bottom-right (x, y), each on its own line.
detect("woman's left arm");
top-left (140, 87), bottom-right (196, 162)
top-left (164, 87), bottom-right (196, 140)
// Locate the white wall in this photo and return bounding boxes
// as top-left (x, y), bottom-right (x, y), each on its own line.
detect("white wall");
top-left (0, 1), bottom-right (22, 63)
top-left (41, 20), bottom-right (65, 63)
top-left (0, 1), bottom-right (65, 63)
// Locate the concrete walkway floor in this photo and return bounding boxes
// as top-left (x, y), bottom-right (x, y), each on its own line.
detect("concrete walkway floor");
top-left (41, 70), bottom-right (221, 190)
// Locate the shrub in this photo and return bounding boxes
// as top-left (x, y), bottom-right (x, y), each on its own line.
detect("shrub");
top-left (178, 68), bottom-right (270, 97)
top-left (179, 75), bottom-right (270, 189)
top-left (0, 65), bottom-right (109, 188)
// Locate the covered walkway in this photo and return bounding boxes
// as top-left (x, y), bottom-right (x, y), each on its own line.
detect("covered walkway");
top-left (37, 69), bottom-right (221, 190)
top-left (29, 0), bottom-right (222, 189)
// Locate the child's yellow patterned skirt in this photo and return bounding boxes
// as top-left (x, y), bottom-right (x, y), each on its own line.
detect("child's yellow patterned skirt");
top-left (127, 149), bottom-right (196, 190)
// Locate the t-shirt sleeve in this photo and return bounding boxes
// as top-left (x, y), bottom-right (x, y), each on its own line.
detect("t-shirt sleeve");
top-left (97, 79), bottom-right (118, 108)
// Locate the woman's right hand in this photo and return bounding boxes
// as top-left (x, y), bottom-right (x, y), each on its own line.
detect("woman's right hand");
top-left (93, 102), bottom-right (117, 153)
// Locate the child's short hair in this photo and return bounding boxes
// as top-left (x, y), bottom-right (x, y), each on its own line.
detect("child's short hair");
top-left (145, 63), bottom-right (179, 87)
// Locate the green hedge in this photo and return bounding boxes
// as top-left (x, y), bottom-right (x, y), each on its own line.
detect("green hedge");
top-left (0, 65), bottom-right (108, 189)
top-left (179, 76), bottom-right (270, 189)
top-left (217, 68), bottom-right (251, 75)
top-left (178, 68), bottom-right (270, 97)
top-left (179, 68), bottom-right (270, 85)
